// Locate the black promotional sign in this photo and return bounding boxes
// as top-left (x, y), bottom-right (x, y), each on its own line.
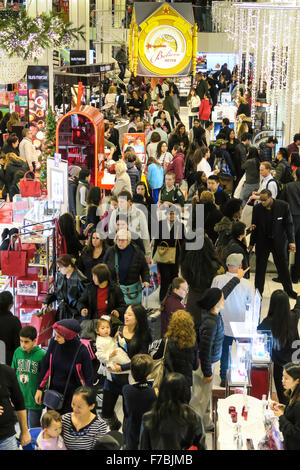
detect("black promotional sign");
top-left (70, 50), bottom-right (87, 66)
top-left (27, 65), bottom-right (49, 90)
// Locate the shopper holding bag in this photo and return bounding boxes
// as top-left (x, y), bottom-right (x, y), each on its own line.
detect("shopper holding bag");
top-left (103, 229), bottom-right (150, 305)
top-left (35, 319), bottom-right (93, 415)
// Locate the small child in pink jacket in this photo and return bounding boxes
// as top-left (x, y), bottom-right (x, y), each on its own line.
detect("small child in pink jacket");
top-left (37, 410), bottom-right (66, 450)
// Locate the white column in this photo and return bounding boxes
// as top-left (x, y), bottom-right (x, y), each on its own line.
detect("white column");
top-left (69, 0), bottom-right (90, 59)
top-left (26, 0), bottom-right (54, 108)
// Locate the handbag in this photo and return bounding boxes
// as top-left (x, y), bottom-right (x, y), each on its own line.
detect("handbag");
top-left (191, 107), bottom-right (199, 113)
top-left (150, 338), bottom-right (168, 389)
top-left (20, 171), bottom-right (42, 198)
top-left (0, 234), bottom-right (28, 277)
top-left (114, 252), bottom-right (142, 305)
top-left (43, 344), bottom-right (82, 410)
top-left (153, 224), bottom-right (180, 265)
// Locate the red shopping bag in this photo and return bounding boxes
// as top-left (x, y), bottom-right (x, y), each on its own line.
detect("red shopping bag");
top-left (20, 171), bottom-right (42, 198)
top-left (31, 308), bottom-right (56, 346)
top-left (0, 234), bottom-right (28, 277)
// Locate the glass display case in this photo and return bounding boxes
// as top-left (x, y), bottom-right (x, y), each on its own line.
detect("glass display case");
top-left (56, 105), bottom-right (105, 185)
top-left (251, 332), bottom-right (271, 364)
top-left (228, 341), bottom-right (252, 386)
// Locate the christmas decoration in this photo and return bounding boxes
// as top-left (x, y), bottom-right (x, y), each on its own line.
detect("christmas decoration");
top-left (212, 1), bottom-right (300, 143)
top-left (40, 106), bottom-right (57, 189)
top-left (0, 10), bottom-right (85, 61)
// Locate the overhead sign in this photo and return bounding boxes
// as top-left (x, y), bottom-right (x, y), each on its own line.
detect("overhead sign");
top-left (129, 2), bottom-right (197, 77)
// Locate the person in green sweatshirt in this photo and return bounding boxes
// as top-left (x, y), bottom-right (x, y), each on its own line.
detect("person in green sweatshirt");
top-left (11, 325), bottom-right (46, 428)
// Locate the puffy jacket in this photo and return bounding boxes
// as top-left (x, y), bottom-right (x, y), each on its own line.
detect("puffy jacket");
top-left (166, 152), bottom-right (185, 184)
top-left (77, 281), bottom-right (127, 321)
top-left (112, 172), bottom-right (132, 197)
top-left (275, 159), bottom-right (293, 185)
top-left (103, 244), bottom-right (150, 285)
top-left (198, 276), bottom-right (240, 377)
top-left (140, 406), bottom-right (206, 450)
top-left (259, 142), bottom-right (273, 163)
top-left (126, 161), bottom-right (140, 194)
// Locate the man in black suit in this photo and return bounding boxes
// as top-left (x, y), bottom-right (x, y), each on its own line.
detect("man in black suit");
top-left (249, 189), bottom-right (297, 298)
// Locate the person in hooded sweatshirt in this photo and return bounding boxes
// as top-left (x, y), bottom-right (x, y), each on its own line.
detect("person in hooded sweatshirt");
top-left (0, 291), bottom-right (21, 365)
top-left (166, 145), bottom-right (185, 185)
top-left (35, 319), bottom-right (94, 415)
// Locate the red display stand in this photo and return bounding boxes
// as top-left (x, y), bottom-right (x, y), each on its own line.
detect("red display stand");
top-left (55, 104), bottom-right (105, 186)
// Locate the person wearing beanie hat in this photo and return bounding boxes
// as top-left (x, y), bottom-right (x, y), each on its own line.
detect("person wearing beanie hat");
top-left (190, 265), bottom-right (249, 431)
top-left (35, 319), bottom-right (94, 415)
top-left (211, 253), bottom-right (253, 387)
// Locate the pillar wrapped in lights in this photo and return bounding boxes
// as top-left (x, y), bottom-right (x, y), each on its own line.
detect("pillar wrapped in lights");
top-left (212, 2), bottom-right (300, 144)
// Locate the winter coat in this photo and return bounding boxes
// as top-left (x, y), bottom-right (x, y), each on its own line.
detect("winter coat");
top-left (68, 178), bottom-right (78, 216)
top-left (76, 247), bottom-right (107, 281)
top-left (279, 402), bottom-right (300, 450)
top-left (226, 237), bottom-right (250, 278)
top-left (126, 161), bottom-right (140, 194)
top-left (211, 147), bottom-right (236, 177)
top-left (37, 336), bottom-right (93, 410)
top-left (152, 337), bottom-right (199, 387)
top-left (198, 98), bottom-right (212, 121)
top-left (44, 268), bottom-right (88, 321)
top-left (166, 152), bottom-right (185, 184)
top-left (4, 153), bottom-right (28, 191)
top-left (103, 244), bottom-right (150, 285)
top-left (259, 142), bottom-right (273, 163)
top-left (168, 132), bottom-right (189, 153)
top-left (140, 406), bottom-right (206, 450)
top-left (77, 281), bottom-right (127, 321)
top-left (203, 202), bottom-right (223, 244)
top-left (280, 180), bottom-right (300, 216)
top-left (234, 142), bottom-right (248, 180)
top-left (198, 276), bottom-right (240, 377)
top-left (147, 163), bottom-right (164, 190)
top-left (163, 95), bottom-right (177, 117)
top-left (214, 216), bottom-right (233, 263)
top-left (112, 171), bottom-right (132, 197)
top-left (275, 159), bottom-right (293, 185)
top-left (160, 292), bottom-right (185, 337)
top-left (0, 310), bottom-right (22, 365)
top-left (187, 95), bottom-right (201, 116)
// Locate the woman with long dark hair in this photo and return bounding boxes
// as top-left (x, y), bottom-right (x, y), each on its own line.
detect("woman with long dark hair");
top-left (160, 277), bottom-right (187, 337)
top-left (84, 186), bottom-right (102, 233)
top-left (77, 229), bottom-right (107, 281)
top-left (271, 363), bottom-right (300, 450)
top-left (140, 372), bottom-right (206, 450)
top-left (258, 285), bottom-right (300, 404)
top-left (168, 123), bottom-right (189, 153)
top-left (101, 303), bottom-right (152, 431)
top-left (181, 233), bottom-right (224, 332)
top-left (58, 213), bottom-right (84, 259)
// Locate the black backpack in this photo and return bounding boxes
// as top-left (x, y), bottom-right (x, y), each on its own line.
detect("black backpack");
top-left (266, 178), bottom-right (282, 199)
top-left (281, 162), bottom-right (294, 184)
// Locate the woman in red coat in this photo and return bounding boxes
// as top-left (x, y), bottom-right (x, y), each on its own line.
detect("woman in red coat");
top-left (198, 93), bottom-right (212, 127)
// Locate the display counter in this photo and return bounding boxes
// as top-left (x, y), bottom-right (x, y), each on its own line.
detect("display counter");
top-left (211, 103), bottom-right (237, 139)
top-left (216, 394), bottom-right (277, 450)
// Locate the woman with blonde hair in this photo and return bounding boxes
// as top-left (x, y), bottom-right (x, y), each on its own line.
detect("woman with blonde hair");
top-left (236, 114), bottom-right (250, 140)
top-left (112, 159), bottom-right (132, 196)
top-left (105, 86), bottom-right (117, 107)
top-left (7, 112), bottom-right (21, 134)
top-left (150, 310), bottom-right (198, 388)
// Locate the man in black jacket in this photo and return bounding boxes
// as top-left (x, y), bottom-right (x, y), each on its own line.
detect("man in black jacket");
top-left (280, 168), bottom-right (300, 282)
top-left (0, 291), bottom-right (21, 365)
top-left (249, 189), bottom-right (297, 298)
top-left (233, 132), bottom-right (251, 182)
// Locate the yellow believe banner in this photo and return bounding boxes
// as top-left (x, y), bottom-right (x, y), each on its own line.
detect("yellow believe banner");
top-left (129, 2), bottom-right (197, 77)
